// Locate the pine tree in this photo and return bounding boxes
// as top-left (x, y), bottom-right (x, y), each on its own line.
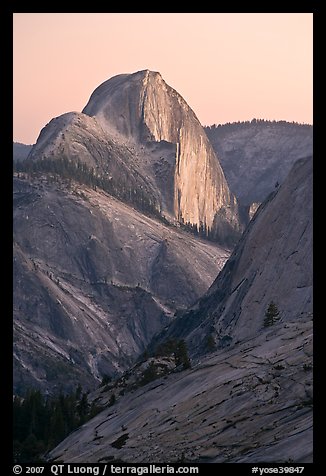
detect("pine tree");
top-left (75, 384), bottom-right (82, 400)
top-left (263, 301), bottom-right (280, 327)
top-left (77, 392), bottom-right (90, 424)
top-left (100, 375), bottom-right (111, 387)
top-left (174, 339), bottom-right (191, 369)
top-left (141, 361), bottom-right (158, 385)
top-left (13, 385), bottom-right (104, 462)
top-left (206, 334), bottom-right (216, 352)
top-left (49, 404), bottom-right (66, 446)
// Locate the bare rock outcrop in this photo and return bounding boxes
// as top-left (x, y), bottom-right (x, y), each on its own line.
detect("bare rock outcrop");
top-left (47, 157), bottom-right (313, 464)
top-left (27, 70), bottom-right (242, 245)
top-left (13, 175), bottom-right (228, 394)
top-left (83, 70), bottom-right (241, 238)
top-left (48, 313), bottom-right (312, 463)
top-left (206, 120), bottom-right (313, 207)
top-left (151, 156), bottom-right (312, 356)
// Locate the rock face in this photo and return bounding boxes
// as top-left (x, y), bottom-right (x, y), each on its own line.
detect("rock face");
top-left (48, 156), bottom-right (313, 464)
top-left (152, 156), bottom-right (312, 356)
top-left (13, 142), bottom-right (33, 162)
top-left (48, 315), bottom-right (312, 463)
top-left (83, 70), bottom-right (240, 236)
top-left (205, 120), bottom-right (313, 207)
top-left (27, 112), bottom-right (161, 212)
top-left (28, 70), bottom-right (242, 245)
top-left (13, 175), bottom-right (229, 395)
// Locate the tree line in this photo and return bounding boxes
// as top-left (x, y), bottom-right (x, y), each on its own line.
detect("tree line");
top-left (13, 156), bottom-right (162, 221)
top-left (13, 386), bottom-right (102, 463)
top-left (13, 155), bottom-right (238, 244)
top-left (13, 338), bottom-right (192, 463)
top-left (205, 118), bottom-right (312, 130)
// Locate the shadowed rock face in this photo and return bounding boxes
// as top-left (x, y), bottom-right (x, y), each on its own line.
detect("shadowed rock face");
top-left (205, 121), bottom-right (313, 207)
top-left (13, 142), bottom-right (33, 161)
top-left (13, 176), bottom-right (229, 395)
top-left (47, 157), bottom-right (313, 464)
top-left (27, 70), bottom-right (242, 245)
top-left (152, 156), bottom-right (312, 355)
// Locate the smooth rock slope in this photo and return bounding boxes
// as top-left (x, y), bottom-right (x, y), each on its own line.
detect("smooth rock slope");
top-left (48, 304), bottom-right (312, 463)
top-left (13, 175), bottom-right (229, 394)
top-left (153, 156), bottom-right (313, 355)
top-left (47, 156), bottom-right (313, 464)
top-left (206, 120), bottom-right (313, 207)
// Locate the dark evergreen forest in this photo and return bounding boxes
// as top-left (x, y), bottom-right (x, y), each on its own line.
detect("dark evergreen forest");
top-left (13, 387), bottom-right (102, 463)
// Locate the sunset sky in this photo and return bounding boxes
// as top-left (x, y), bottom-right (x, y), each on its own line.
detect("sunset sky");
top-left (13, 13), bottom-right (313, 145)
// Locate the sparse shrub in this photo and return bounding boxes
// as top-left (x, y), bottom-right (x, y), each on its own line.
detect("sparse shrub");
top-left (218, 334), bottom-right (233, 348)
top-left (108, 394), bottom-right (116, 407)
top-left (111, 433), bottom-right (129, 449)
top-left (89, 400), bottom-right (103, 418)
top-left (140, 361), bottom-right (159, 385)
top-left (155, 338), bottom-right (179, 357)
top-left (100, 374), bottom-right (112, 387)
top-left (154, 338), bottom-right (191, 370)
top-left (303, 363), bottom-right (313, 372)
top-left (274, 364), bottom-right (284, 371)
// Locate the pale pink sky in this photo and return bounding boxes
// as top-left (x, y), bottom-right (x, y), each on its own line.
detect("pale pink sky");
top-left (13, 13), bottom-right (313, 145)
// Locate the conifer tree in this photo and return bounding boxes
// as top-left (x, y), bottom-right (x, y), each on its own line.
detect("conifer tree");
top-left (206, 334), bottom-right (216, 352)
top-left (263, 301), bottom-right (280, 327)
top-left (174, 339), bottom-right (191, 369)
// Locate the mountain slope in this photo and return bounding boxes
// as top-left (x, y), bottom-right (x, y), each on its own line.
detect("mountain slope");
top-left (27, 70), bottom-right (242, 245)
top-left (48, 316), bottom-right (312, 463)
top-left (48, 158), bottom-right (313, 463)
top-left (82, 70), bottom-right (237, 232)
top-left (26, 112), bottom-right (162, 213)
top-left (13, 175), bottom-right (229, 395)
top-left (205, 120), bottom-right (313, 207)
top-left (152, 156), bottom-right (312, 355)
top-left (13, 142), bottom-right (33, 161)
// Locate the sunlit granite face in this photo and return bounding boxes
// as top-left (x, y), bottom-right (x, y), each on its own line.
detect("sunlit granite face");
top-left (82, 69), bottom-right (240, 234)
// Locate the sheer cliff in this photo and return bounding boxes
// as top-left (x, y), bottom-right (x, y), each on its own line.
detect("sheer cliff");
top-left (27, 70), bottom-right (242, 245)
top-left (152, 156), bottom-right (312, 355)
top-left (83, 70), bottom-right (241, 239)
